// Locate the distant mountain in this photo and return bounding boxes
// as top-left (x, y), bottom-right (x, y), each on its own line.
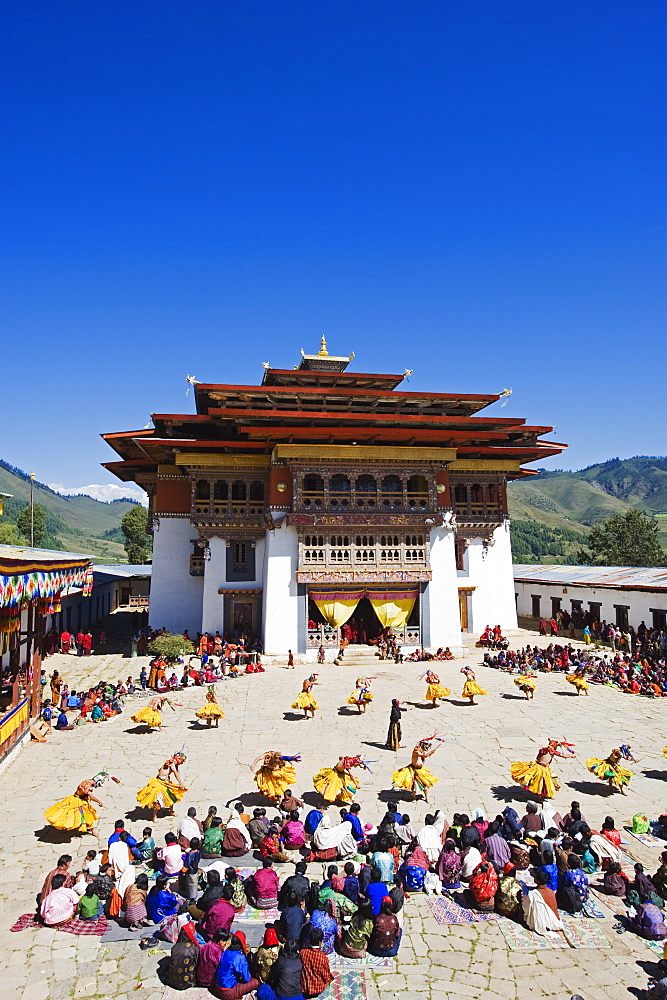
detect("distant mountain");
top-left (0, 460), bottom-right (137, 560)
top-left (49, 482), bottom-right (148, 505)
top-left (508, 455), bottom-right (667, 563)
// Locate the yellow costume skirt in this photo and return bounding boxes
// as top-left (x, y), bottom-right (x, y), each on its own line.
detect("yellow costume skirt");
top-left (136, 776), bottom-right (188, 810)
top-left (426, 683), bottom-right (450, 700)
top-left (514, 677), bottom-right (536, 691)
top-left (462, 680), bottom-right (487, 697)
top-left (255, 762), bottom-right (297, 799)
top-left (510, 760), bottom-right (559, 798)
top-left (44, 794), bottom-right (98, 832)
top-left (663, 747), bottom-right (667, 760)
top-left (312, 766), bottom-right (358, 803)
top-left (392, 763), bottom-right (438, 793)
top-left (586, 757), bottom-right (632, 788)
top-left (347, 690), bottom-right (374, 704)
top-left (195, 702), bottom-right (225, 719)
top-left (292, 692), bottom-right (319, 710)
top-left (566, 675), bottom-right (589, 692)
top-left (131, 706), bottom-right (162, 727)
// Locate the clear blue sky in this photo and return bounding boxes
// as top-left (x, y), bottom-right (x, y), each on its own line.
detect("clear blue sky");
top-left (2, 1), bottom-right (665, 490)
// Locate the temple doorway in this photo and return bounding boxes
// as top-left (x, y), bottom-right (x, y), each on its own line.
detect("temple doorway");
top-left (342, 598), bottom-right (382, 644)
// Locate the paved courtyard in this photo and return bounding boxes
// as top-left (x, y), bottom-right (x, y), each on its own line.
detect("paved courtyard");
top-left (1, 631), bottom-right (666, 1000)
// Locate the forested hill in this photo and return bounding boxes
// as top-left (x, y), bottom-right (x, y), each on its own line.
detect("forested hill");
top-left (508, 455), bottom-right (667, 563)
top-left (0, 460), bottom-right (137, 561)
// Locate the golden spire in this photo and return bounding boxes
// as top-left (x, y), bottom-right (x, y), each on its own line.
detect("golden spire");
top-left (318, 335), bottom-right (329, 357)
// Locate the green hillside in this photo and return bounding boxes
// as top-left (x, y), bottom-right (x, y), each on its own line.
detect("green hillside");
top-left (0, 460), bottom-right (137, 560)
top-left (508, 455), bottom-right (667, 561)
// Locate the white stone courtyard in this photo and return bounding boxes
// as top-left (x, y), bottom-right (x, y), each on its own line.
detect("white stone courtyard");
top-left (1, 630), bottom-right (666, 1000)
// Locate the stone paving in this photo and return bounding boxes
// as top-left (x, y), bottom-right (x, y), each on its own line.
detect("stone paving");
top-left (1, 631), bottom-right (666, 1000)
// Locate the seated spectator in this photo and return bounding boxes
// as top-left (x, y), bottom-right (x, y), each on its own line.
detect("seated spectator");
top-left (630, 902), bottom-right (667, 941)
top-left (555, 836), bottom-right (575, 876)
top-left (188, 869), bottom-right (224, 920)
top-left (132, 827), bottom-right (156, 863)
top-left (342, 861), bottom-right (360, 905)
top-left (520, 802), bottom-right (542, 835)
top-left (626, 863), bottom-right (664, 909)
top-left (338, 899), bottom-right (374, 959)
top-left (538, 850), bottom-right (559, 891)
top-left (278, 889), bottom-right (306, 942)
top-left (178, 806), bottom-right (204, 848)
top-left (168, 923), bottom-right (201, 991)
top-left (157, 832), bottom-right (184, 877)
top-left (77, 883), bottom-right (103, 921)
top-left (212, 932), bottom-right (258, 998)
top-left (222, 812), bottom-right (252, 857)
top-left (281, 810), bottom-right (306, 851)
top-left (248, 808), bottom-right (270, 848)
top-left (279, 789), bottom-right (304, 815)
top-left (304, 808), bottom-right (323, 836)
top-left (299, 928), bottom-right (334, 999)
top-left (179, 838), bottom-right (202, 903)
top-left (261, 824), bottom-right (292, 863)
top-left (365, 866), bottom-right (389, 915)
top-left (557, 855), bottom-right (588, 913)
top-left (600, 816), bottom-right (622, 849)
top-left (304, 899), bottom-right (337, 955)
top-left (603, 861), bottom-right (629, 897)
top-left (460, 843), bottom-right (483, 883)
top-left (468, 862), bottom-right (498, 913)
top-left (398, 843), bottom-right (429, 892)
top-left (247, 859), bottom-right (280, 910)
top-left (201, 885), bottom-right (236, 938)
top-left (253, 927), bottom-right (280, 985)
top-left (342, 803), bottom-right (364, 843)
top-left (483, 820), bottom-right (511, 871)
top-left (495, 864), bottom-right (523, 921)
top-left (436, 839), bottom-right (462, 890)
top-left (40, 873), bottom-right (79, 926)
top-left (224, 867), bottom-right (248, 912)
top-left (123, 872), bottom-right (149, 929)
top-left (202, 817), bottom-right (226, 858)
top-left (257, 938), bottom-right (303, 1000)
top-left (279, 862), bottom-right (311, 906)
top-left (55, 710), bottom-right (74, 731)
top-left (653, 852), bottom-right (667, 899)
top-left (146, 875), bottom-right (182, 923)
top-left (203, 805), bottom-right (219, 831)
top-left (522, 870), bottom-right (563, 935)
top-left (82, 849), bottom-right (100, 878)
top-left (368, 897), bottom-right (401, 957)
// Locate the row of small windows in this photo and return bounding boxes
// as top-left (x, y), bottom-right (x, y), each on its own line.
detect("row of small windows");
top-left (196, 480), bottom-right (265, 502)
top-left (453, 483), bottom-right (498, 505)
top-left (304, 534), bottom-right (425, 547)
top-left (303, 474), bottom-right (428, 494)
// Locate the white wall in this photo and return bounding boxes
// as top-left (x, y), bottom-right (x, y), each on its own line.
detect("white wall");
top-left (149, 518), bottom-right (203, 635)
top-left (262, 525), bottom-right (299, 654)
top-left (426, 527), bottom-right (464, 652)
top-left (458, 521), bottom-right (518, 634)
top-left (201, 536), bottom-right (266, 635)
top-left (514, 578), bottom-right (667, 628)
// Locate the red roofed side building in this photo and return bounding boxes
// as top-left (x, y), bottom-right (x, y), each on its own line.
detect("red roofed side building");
top-left (102, 340), bottom-right (565, 656)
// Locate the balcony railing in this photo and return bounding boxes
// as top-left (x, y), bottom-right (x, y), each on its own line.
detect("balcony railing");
top-left (307, 623), bottom-right (421, 648)
top-left (301, 542), bottom-right (428, 569)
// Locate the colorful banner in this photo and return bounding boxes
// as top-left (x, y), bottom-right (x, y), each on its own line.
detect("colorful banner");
top-left (0, 563), bottom-right (93, 610)
top-left (0, 698), bottom-right (29, 747)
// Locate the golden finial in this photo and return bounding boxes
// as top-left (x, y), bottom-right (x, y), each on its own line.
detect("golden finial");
top-left (318, 335), bottom-right (329, 357)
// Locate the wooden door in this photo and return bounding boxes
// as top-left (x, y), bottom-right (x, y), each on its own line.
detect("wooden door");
top-left (458, 591), bottom-right (469, 632)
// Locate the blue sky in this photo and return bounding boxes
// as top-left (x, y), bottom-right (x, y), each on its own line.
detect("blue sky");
top-left (2, 1), bottom-right (665, 493)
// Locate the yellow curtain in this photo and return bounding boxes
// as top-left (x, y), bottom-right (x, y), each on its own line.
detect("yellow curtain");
top-left (369, 595), bottom-right (417, 628)
top-left (311, 591), bottom-right (363, 627)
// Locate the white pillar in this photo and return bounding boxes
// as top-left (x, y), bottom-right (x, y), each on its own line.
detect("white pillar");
top-left (201, 536), bottom-right (227, 635)
top-left (467, 521), bottom-right (518, 632)
top-left (149, 518), bottom-right (203, 634)
top-left (262, 525), bottom-right (299, 654)
top-left (425, 526), bottom-right (464, 653)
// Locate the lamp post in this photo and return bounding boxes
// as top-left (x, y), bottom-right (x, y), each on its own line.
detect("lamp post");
top-left (30, 472), bottom-right (35, 547)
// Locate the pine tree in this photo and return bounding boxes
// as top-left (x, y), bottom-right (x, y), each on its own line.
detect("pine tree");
top-left (16, 502), bottom-right (46, 545)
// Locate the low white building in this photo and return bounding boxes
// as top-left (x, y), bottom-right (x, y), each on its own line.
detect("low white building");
top-left (513, 564), bottom-right (667, 632)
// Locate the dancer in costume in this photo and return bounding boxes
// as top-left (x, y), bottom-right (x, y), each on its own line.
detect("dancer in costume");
top-left (312, 755), bottom-right (367, 804)
top-left (424, 669), bottom-right (450, 707)
top-left (566, 666), bottom-right (589, 696)
top-left (291, 674), bottom-right (319, 719)
top-left (386, 698), bottom-right (411, 751)
top-left (251, 750), bottom-right (301, 803)
top-left (392, 738), bottom-right (441, 803)
top-left (131, 694), bottom-right (175, 730)
top-left (461, 666), bottom-right (487, 705)
top-left (510, 739), bottom-right (575, 799)
top-left (347, 676), bottom-right (374, 714)
top-left (44, 772), bottom-right (113, 836)
top-left (514, 672), bottom-right (537, 700)
top-left (195, 686), bottom-right (225, 727)
top-left (586, 747), bottom-right (632, 795)
top-left (136, 752), bottom-right (188, 821)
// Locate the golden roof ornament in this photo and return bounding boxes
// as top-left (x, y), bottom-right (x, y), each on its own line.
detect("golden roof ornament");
top-left (318, 335), bottom-right (329, 356)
